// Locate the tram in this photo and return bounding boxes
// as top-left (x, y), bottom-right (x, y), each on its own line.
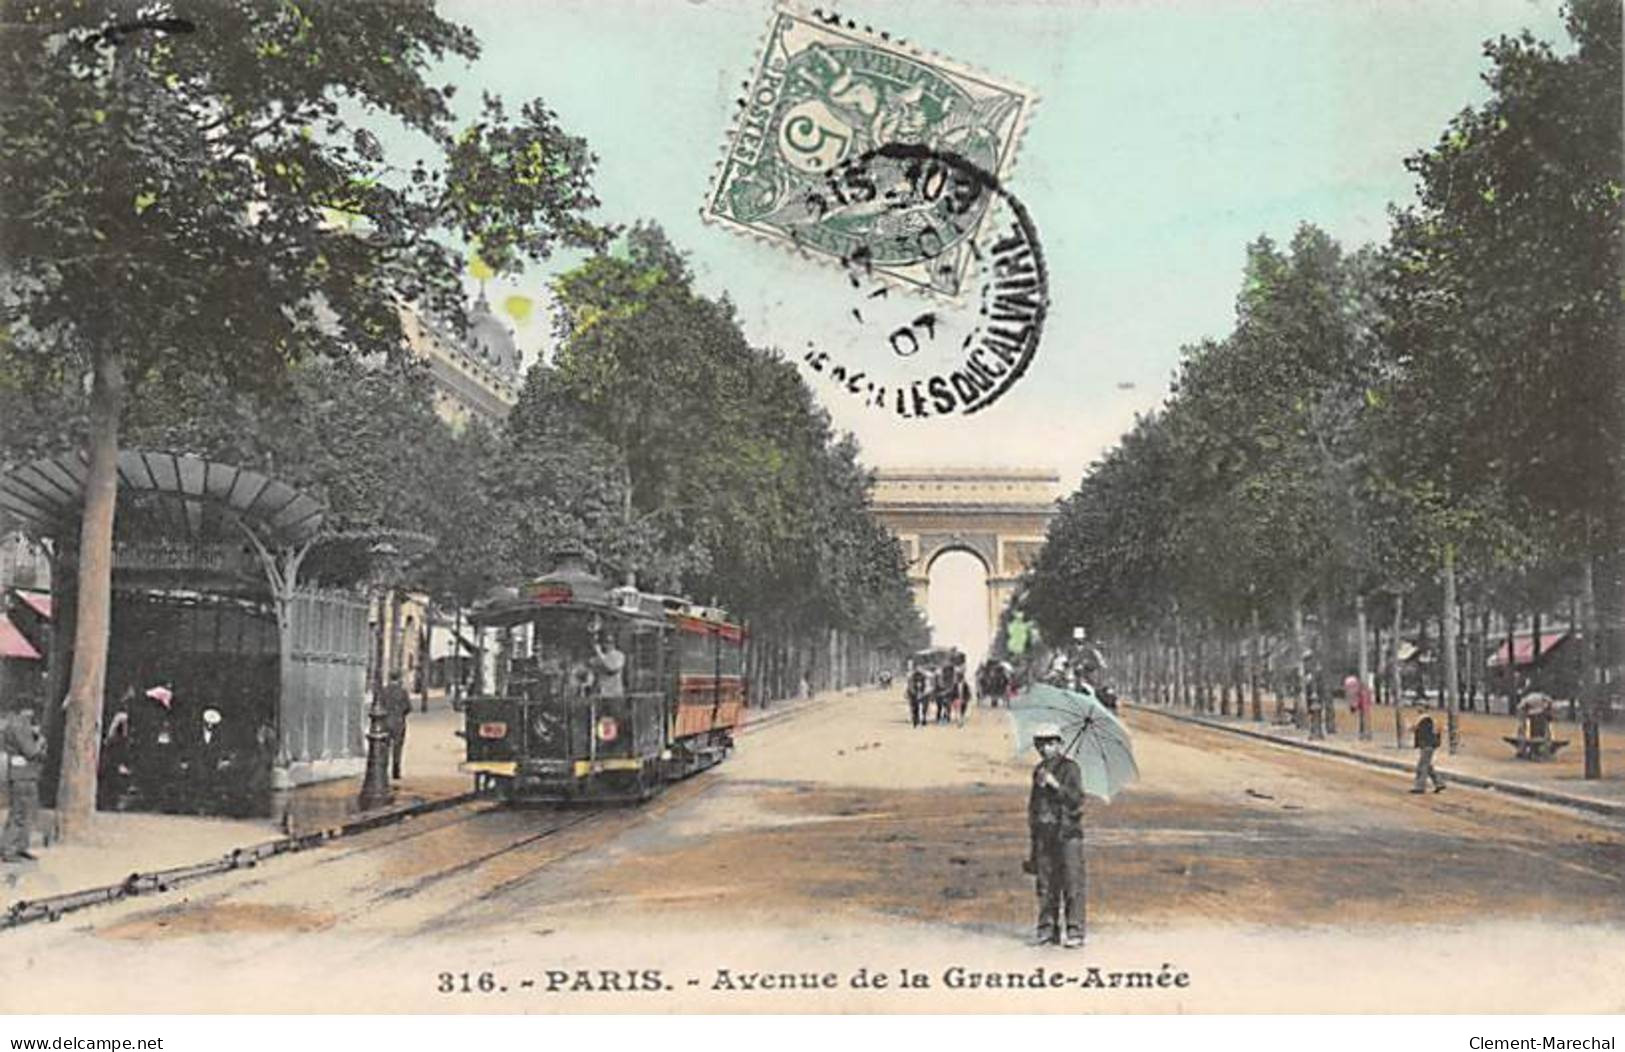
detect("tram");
top-left (460, 552), bottom-right (746, 802)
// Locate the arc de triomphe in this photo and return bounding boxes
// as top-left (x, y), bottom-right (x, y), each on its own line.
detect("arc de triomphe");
top-left (870, 467), bottom-right (1060, 649)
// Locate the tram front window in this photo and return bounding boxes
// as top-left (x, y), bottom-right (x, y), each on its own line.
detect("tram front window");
top-left (506, 611), bottom-right (626, 703)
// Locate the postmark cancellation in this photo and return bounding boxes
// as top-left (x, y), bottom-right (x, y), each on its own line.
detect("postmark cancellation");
top-left (704, 6), bottom-right (1036, 297)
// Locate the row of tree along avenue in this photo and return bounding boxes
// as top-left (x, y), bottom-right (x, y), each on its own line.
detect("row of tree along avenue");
top-left (0, 2), bottom-right (925, 841)
top-left (1022, 2), bottom-right (1621, 777)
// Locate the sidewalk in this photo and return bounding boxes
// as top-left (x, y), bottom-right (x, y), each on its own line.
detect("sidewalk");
top-left (1, 684), bottom-right (854, 918)
top-left (1135, 697), bottom-right (1625, 816)
top-left (2, 693), bottom-right (472, 914)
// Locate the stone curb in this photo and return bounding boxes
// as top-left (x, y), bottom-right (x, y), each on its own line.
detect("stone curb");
top-left (3, 789), bottom-right (481, 932)
top-left (1134, 704), bottom-right (1625, 820)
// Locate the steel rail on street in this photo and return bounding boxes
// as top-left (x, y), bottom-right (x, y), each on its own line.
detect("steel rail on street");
top-left (2, 687), bottom-right (856, 933)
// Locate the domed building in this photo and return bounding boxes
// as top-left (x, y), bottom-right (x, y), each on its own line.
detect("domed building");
top-left (468, 291), bottom-right (523, 381)
top-left (400, 290), bottom-right (523, 428)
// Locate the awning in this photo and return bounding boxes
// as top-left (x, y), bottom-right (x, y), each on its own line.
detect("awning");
top-left (13, 589), bottom-right (51, 621)
top-left (1488, 630), bottom-right (1572, 669)
top-left (0, 450), bottom-right (324, 548)
top-left (0, 614), bottom-right (42, 661)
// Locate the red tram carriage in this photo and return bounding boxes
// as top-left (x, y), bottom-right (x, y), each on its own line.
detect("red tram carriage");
top-left (460, 553), bottom-right (746, 802)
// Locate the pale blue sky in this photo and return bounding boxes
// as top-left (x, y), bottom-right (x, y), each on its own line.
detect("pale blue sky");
top-left (436, 0), bottom-right (1568, 486)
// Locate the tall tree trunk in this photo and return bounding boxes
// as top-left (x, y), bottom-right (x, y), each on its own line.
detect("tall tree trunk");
top-left (1442, 544), bottom-right (1460, 753)
top-left (1356, 592), bottom-right (1370, 740)
top-left (1229, 632), bottom-right (1241, 716)
top-left (1290, 595), bottom-right (1306, 730)
top-left (1475, 606), bottom-right (1489, 714)
top-left (1374, 624), bottom-right (1385, 707)
top-left (1460, 600), bottom-right (1474, 711)
top-left (56, 348), bottom-right (126, 841)
top-left (1319, 594), bottom-right (1336, 737)
top-left (1498, 609), bottom-right (1514, 716)
top-left (1391, 592), bottom-right (1405, 748)
top-left (418, 615), bottom-right (430, 713)
top-left (1580, 555), bottom-right (1602, 779)
top-left (1172, 608), bottom-right (1186, 709)
top-left (1529, 609), bottom-right (1542, 715)
top-left (451, 604), bottom-right (464, 706)
top-left (1249, 606), bottom-right (1263, 722)
top-left (1194, 632), bottom-right (1207, 714)
top-left (1415, 615), bottom-right (1428, 704)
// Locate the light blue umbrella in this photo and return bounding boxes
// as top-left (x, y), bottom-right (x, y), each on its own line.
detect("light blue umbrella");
top-left (1008, 682), bottom-right (1139, 801)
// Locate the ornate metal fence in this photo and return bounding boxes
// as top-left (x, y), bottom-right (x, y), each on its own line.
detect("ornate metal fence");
top-left (281, 589), bottom-right (368, 767)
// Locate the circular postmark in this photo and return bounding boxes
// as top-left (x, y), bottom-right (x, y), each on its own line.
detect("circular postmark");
top-left (798, 142), bottom-right (1048, 418)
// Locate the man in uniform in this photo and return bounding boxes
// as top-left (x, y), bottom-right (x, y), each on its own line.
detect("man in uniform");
top-left (1026, 724), bottom-right (1086, 947)
top-left (591, 631), bottom-right (627, 700)
top-left (2, 707), bottom-right (47, 862)
top-left (380, 671), bottom-right (413, 781)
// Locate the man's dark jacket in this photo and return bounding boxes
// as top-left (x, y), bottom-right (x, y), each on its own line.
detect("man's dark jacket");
top-left (2, 714), bottom-right (45, 783)
top-left (1028, 754), bottom-right (1085, 839)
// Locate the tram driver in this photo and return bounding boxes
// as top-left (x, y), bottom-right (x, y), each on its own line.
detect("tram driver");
top-left (589, 617), bottom-right (627, 700)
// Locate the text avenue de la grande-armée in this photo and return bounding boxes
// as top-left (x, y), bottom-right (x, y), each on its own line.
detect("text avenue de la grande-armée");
top-left (436, 964), bottom-right (1193, 997)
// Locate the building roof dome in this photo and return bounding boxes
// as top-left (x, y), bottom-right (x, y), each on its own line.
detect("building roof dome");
top-left (469, 290), bottom-right (519, 378)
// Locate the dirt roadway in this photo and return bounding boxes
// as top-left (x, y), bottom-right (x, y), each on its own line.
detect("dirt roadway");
top-left (2, 687), bottom-right (1623, 1014)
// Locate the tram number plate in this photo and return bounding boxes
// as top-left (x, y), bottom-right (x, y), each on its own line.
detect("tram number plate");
top-left (477, 722), bottom-right (508, 740)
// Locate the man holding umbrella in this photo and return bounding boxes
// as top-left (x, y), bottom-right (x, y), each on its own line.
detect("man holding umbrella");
top-left (1027, 723), bottom-right (1086, 948)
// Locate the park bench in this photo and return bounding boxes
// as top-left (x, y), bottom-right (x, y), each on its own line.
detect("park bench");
top-left (1502, 735), bottom-right (1569, 761)
top-left (1503, 710), bottom-right (1568, 761)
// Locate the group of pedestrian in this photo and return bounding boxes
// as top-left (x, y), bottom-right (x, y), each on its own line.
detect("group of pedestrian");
top-left (904, 658), bottom-right (973, 727)
top-left (101, 685), bottom-right (275, 814)
top-left (975, 660), bottom-right (1015, 708)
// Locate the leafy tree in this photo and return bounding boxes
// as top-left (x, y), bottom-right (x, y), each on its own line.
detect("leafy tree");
top-left (1381, 0), bottom-right (1621, 769)
top-left (545, 224), bottom-right (925, 675)
top-left (496, 364), bottom-right (670, 586)
top-left (0, 0), bottom-right (605, 837)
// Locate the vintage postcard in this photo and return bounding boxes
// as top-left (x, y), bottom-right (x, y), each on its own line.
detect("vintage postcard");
top-left (0, 0), bottom-right (1621, 1030)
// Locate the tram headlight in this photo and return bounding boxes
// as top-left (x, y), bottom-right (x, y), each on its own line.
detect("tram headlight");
top-left (595, 716), bottom-right (620, 743)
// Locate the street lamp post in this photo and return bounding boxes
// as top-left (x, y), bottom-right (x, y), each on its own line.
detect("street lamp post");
top-left (359, 542), bottom-right (400, 811)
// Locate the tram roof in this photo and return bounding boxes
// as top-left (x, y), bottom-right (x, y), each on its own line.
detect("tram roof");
top-left (471, 584), bottom-right (738, 631)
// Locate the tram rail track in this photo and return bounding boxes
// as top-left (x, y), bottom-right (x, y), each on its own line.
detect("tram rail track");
top-left (3, 791), bottom-right (476, 932)
top-left (3, 689), bottom-right (844, 935)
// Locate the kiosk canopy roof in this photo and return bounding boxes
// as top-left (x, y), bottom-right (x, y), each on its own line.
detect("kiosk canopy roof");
top-left (0, 450), bottom-right (325, 548)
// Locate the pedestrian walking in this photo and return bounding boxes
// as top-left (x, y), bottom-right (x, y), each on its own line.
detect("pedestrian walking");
top-left (1411, 713), bottom-right (1446, 794)
top-left (935, 663), bottom-right (957, 724)
top-left (1303, 653), bottom-right (1326, 738)
top-left (380, 671), bottom-right (413, 781)
top-left (985, 661), bottom-right (1008, 709)
top-left (1025, 723), bottom-right (1086, 948)
top-left (1345, 674), bottom-right (1373, 741)
top-left (1, 707), bottom-right (47, 862)
top-left (907, 666), bottom-right (932, 727)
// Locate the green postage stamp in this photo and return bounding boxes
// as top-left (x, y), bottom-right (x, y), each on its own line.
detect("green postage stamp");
top-left (704, 6), bottom-right (1036, 296)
